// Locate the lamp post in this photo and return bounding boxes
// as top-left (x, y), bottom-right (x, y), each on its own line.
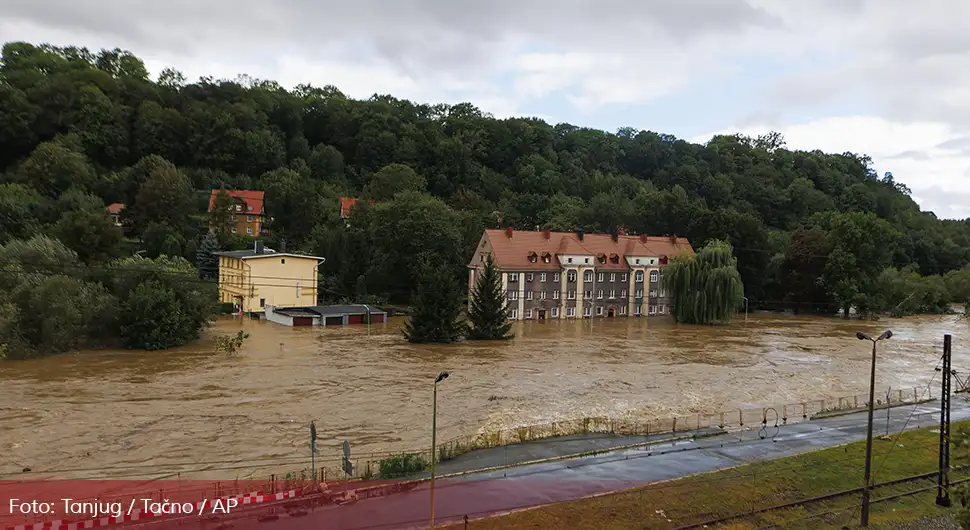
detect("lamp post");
top-left (856, 329), bottom-right (893, 527)
top-left (742, 297), bottom-right (749, 323)
top-left (430, 371), bottom-right (449, 529)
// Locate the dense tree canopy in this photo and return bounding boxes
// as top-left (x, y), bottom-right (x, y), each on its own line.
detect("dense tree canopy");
top-left (2, 39), bottom-right (970, 338)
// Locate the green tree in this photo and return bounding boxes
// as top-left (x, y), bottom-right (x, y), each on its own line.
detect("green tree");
top-left (120, 280), bottom-right (196, 350)
top-left (15, 140), bottom-right (97, 198)
top-left (663, 239), bottom-right (745, 325)
top-left (403, 268), bottom-right (465, 344)
top-left (363, 163), bottom-right (427, 201)
top-left (467, 255), bottom-right (513, 340)
top-left (0, 183), bottom-right (46, 244)
top-left (209, 189), bottom-right (235, 243)
top-left (196, 232), bottom-right (219, 279)
top-left (52, 208), bottom-right (123, 263)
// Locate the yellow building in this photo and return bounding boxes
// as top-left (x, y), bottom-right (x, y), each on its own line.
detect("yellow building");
top-left (215, 242), bottom-right (325, 315)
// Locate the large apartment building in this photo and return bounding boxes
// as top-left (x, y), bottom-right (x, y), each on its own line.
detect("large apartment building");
top-left (467, 228), bottom-right (694, 320)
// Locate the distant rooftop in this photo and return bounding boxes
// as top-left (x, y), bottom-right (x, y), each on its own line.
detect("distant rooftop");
top-left (214, 248), bottom-right (326, 261)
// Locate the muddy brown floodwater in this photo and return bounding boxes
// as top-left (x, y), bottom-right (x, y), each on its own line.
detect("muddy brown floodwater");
top-left (1, 313), bottom-right (968, 480)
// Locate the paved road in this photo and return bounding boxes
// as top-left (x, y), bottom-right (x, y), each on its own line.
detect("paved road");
top-left (162, 398), bottom-right (970, 530)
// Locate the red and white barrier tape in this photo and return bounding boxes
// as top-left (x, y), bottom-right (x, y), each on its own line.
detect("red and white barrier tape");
top-left (6, 490), bottom-right (301, 530)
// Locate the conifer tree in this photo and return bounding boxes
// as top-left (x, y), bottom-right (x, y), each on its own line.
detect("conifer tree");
top-left (403, 268), bottom-right (465, 344)
top-left (196, 232), bottom-right (219, 279)
top-left (467, 255), bottom-right (513, 340)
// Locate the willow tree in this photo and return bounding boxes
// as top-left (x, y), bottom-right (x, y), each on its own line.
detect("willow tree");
top-left (663, 239), bottom-right (744, 325)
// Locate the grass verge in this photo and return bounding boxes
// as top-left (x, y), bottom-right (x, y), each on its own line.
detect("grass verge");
top-left (451, 420), bottom-right (969, 530)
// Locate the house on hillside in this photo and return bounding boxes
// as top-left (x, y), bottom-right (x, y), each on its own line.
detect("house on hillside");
top-left (107, 203), bottom-right (125, 227)
top-left (467, 228), bottom-right (694, 320)
top-left (339, 197), bottom-right (375, 225)
top-left (208, 190), bottom-right (268, 237)
top-left (215, 241), bottom-right (325, 317)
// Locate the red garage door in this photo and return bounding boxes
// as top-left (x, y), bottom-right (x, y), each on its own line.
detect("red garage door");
top-left (293, 317), bottom-right (313, 327)
top-left (348, 314), bottom-right (364, 325)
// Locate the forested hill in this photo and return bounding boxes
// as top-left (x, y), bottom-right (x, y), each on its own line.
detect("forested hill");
top-left (3, 41), bottom-right (970, 317)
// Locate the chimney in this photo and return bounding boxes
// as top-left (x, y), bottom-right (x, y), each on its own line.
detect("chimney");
top-left (639, 234), bottom-right (647, 243)
top-left (255, 240), bottom-right (265, 254)
top-left (610, 230), bottom-right (618, 242)
top-left (505, 227), bottom-right (513, 238)
top-left (279, 239), bottom-right (287, 253)
top-left (669, 235), bottom-right (677, 244)
top-left (544, 229), bottom-right (551, 240)
top-left (576, 231), bottom-right (584, 241)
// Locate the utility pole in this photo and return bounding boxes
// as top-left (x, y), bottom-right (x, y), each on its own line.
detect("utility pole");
top-left (856, 329), bottom-right (892, 527)
top-left (936, 334), bottom-right (952, 507)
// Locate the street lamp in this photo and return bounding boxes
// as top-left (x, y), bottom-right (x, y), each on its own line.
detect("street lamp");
top-left (742, 297), bottom-right (749, 323)
top-left (430, 371), bottom-right (449, 529)
top-left (857, 329), bottom-right (893, 527)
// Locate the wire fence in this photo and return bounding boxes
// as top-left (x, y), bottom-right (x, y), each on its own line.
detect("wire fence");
top-left (297, 385), bottom-right (935, 482)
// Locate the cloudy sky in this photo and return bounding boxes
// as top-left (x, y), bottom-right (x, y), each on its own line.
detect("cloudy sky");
top-left (4, 0), bottom-right (970, 218)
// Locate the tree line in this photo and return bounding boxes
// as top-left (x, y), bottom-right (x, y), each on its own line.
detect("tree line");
top-left (2, 41), bottom-right (970, 355)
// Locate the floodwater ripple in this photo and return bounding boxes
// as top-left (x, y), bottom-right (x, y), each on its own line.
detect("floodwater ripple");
top-left (1, 313), bottom-right (966, 479)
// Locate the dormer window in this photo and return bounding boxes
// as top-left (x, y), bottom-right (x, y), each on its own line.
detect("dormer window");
top-left (597, 253), bottom-right (607, 264)
top-left (248, 205), bottom-right (254, 211)
top-left (610, 254), bottom-right (620, 264)
top-left (541, 252), bottom-right (552, 263)
top-left (528, 251), bottom-right (538, 263)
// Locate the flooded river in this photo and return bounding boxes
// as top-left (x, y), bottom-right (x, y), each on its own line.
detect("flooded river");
top-left (2, 313), bottom-right (968, 480)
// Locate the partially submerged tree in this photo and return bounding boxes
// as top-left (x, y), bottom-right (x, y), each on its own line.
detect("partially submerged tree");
top-left (467, 255), bottom-right (513, 340)
top-left (403, 268), bottom-right (465, 344)
top-left (663, 239), bottom-right (744, 325)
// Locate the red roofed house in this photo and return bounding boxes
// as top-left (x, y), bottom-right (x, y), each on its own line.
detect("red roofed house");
top-left (467, 228), bottom-right (694, 320)
top-left (208, 190), bottom-right (267, 237)
top-left (339, 197), bottom-right (376, 220)
top-left (106, 203), bottom-right (125, 227)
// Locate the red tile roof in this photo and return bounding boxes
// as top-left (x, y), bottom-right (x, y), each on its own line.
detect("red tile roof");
top-left (471, 229), bottom-right (694, 270)
top-left (340, 197), bottom-right (374, 218)
top-left (208, 190), bottom-right (264, 215)
top-left (106, 203), bottom-right (125, 214)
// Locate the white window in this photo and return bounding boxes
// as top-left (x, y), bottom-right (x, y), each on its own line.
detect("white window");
top-left (584, 271), bottom-right (593, 282)
top-left (509, 309), bottom-right (517, 319)
top-left (619, 306), bottom-right (627, 315)
top-left (509, 291), bottom-right (518, 300)
top-left (635, 305), bottom-right (641, 316)
top-left (567, 307), bottom-right (576, 317)
top-left (597, 273), bottom-right (605, 282)
top-left (248, 205), bottom-right (254, 211)
top-left (621, 273), bottom-right (628, 282)
top-left (568, 257), bottom-right (573, 263)
top-left (568, 291), bottom-right (575, 299)
top-left (231, 227), bottom-right (237, 233)
top-left (650, 270), bottom-right (659, 283)
top-left (296, 281), bottom-right (302, 298)
top-left (635, 271), bottom-right (644, 282)
top-left (247, 215), bottom-right (253, 222)
top-left (246, 227), bottom-right (253, 234)
top-left (650, 259), bottom-right (656, 265)
top-left (649, 305), bottom-right (657, 315)
top-left (596, 306), bottom-right (603, 316)
top-left (584, 290), bottom-right (591, 300)
top-left (583, 306), bottom-right (592, 317)
top-left (567, 271), bottom-right (576, 282)
top-left (597, 290), bottom-right (604, 299)
top-left (525, 309), bottom-right (533, 319)
top-left (621, 289), bottom-right (628, 298)
top-left (609, 289), bottom-right (615, 299)
top-left (659, 304), bottom-right (666, 314)
top-left (636, 289), bottom-right (643, 299)
top-left (235, 205), bottom-right (242, 212)
top-left (539, 291), bottom-right (546, 300)
top-left (527, 273), bottom-right (534, 282)
top-left (230, 215), bottom-right (237, 222)
top-left (526, 291), bottom-right (533, 300)
top-left (552, 307), bottom-right (559, 318)
top-left (509, 273), bottom-right (519, 282)
top-left (553, 273), bottom-right (560, 282)
top-left (636, 259), bottom-right (641, 264)
top-left (585, 258), bottom-right (590, 263)
top-left (553, 290), bottom-right (560, 300)
top-left (609, 273), bottom-right (616, 282)
top-left (650, 290), bottom-right (658, 298)
top-left (539, 273), bottom-right (546, 282)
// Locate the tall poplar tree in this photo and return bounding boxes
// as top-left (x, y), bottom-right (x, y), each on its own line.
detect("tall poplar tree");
top-left (467, 255), bottom-right (513, 340)
top-left (663, 239), bottom-right (744, 325)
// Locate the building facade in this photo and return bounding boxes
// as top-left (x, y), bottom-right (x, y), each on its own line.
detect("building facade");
top-left (215, 241), bottom-right (325, 315)
top-left (467, 228), bottom-right (693, 320)
top-left (208, 190), bottom-right (267, 237)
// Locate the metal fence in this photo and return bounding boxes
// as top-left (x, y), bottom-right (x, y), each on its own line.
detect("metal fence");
top-left (296, 385), bottom-right (935, 482)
